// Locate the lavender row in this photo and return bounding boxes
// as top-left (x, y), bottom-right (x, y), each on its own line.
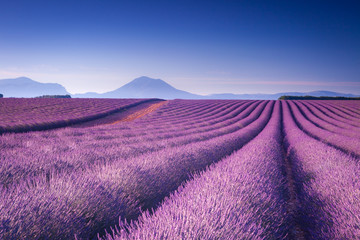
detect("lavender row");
top-left (0, 101), bottom-right (261, 186)
top-left (324, 99), bottom-right (360, 110)
top-left (81, 100), bottom-right (254, 138)
top-left (303, 100), bottom-right (360, 130)
top-left (321, 100), bottom-right (360, 120)
top-left (0, 101), bottom-right (274, 239)
top-left (105, 101), bottom-right (290, 240)
top-left (294, 101), bottom-right (360, 139)
top-left (282, 101), bottom-right (360, 239)
top-left (0, 98), bottom-right (156, 133)
top-left (316, 101), bottom-right (360, 127)
top-left (314, 101), bottom-right (360, 125)
top-left (109, 100), bottom-right (252, 134)
top-left (305, 101), bottom-right (360, 129)
top-left (131, 99), bottom-right (234, 125)
top-left (71, 101), bottom-right (167, 127)
top-left (96, 101), bottom-right (258, 145)
top-left (73, 100), bottom-right (250, 139)
top-left (153, 100), bottom-right (237, 121)
top-left (0, 101), bottom-right (266, 187)
top-left (287, 100), bottom-right (360, 156)
top-left (0, 98), bottom-right (146, 127)
top-left (327, 100), bottom-right (360, 114)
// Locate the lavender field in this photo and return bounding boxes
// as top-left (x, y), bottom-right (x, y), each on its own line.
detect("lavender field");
top-left (0, 98), bottom-right (359, 239)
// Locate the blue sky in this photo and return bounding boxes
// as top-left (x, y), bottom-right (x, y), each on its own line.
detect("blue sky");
top-left (0, 0), bottom-right (359, 94)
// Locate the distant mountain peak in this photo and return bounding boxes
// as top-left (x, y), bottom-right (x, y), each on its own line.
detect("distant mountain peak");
top-left (133, 76), bottom-right (161, 81)
top-left (3, 76), bottom-right (358, 100)
top-left (15, 76), bottom-right (32, 80)
top-left (127, 76), bottom-right (172, 87)
top-left (73, 76), bottom-right (360, 99)
top-left (0, 77), bottom-right (69, 97)
top-left (96, 76), bottom-right (198, 99)
top-left (1, 76), bottom-right (34, 85)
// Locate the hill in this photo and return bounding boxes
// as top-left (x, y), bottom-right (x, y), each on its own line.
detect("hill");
top-left (0, 77), bottom-right (70, 97)
top-left (74, 76), bottom-right (201, 99)
top-left (1, 76), bottom-right (358, 100)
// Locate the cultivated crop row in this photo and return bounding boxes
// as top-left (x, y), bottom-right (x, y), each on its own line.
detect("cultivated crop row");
top-left (0, 98), bottom-right (155, 133)
top-left (105, 101), bottom-right (290, 240)
top-left (307, 101), bottom-right (360, 128)
top-left (282, 101), bottom-right (360, 239)
top-left (294, 101), bottom-right (360, 139)
top-left (104, 100), bottom-right (360, 239)
top-left (0, 100), bottom-right (265, 187)
top-left (320, 101), bottom-right (360, 122)
top-left (0, 99), bottom-right (359, 239)
top-left (0, 100), bottom-right (274, 239)
top-left (303, 101), bottom-right (360, 131)
top-left (287, 100), bottom-right (360, 156)
top-left (87, 100), bottom-right (256, 140)
top-left (326, 100), bottom-right (360, 115)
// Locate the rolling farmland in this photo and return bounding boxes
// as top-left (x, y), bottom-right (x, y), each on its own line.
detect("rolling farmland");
top-left (0, 98), bottom-right (157, 133)
top-left (0, 99), bottom-right (359, 239)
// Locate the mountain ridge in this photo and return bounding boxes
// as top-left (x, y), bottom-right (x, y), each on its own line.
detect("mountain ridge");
top-left (0, 77), bottom-right (70, 97)
top-left (101, 76), bottom-right (199, 99)
top-left (1, 76), bottom-right (359, 100)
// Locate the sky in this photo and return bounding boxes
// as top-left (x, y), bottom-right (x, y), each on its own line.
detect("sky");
top-left (0, 0), bottom-right (359, 95)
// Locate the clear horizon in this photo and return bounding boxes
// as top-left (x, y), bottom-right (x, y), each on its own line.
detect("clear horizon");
top-left (2, 75), bottom-right (360, 96)
top-left (1, 0), bottom-right (359, 95)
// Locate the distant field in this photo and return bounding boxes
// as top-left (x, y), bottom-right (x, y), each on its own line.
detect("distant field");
top-left (0, 99), bottom-right (359, 239)
top-left (0, 98), bottom-right (159, 133)
top-left (279, 95), bottom-right (360, 100)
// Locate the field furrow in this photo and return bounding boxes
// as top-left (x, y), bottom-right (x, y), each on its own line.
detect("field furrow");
top-left (287, 100), bottom-right (360, 157)
top-left (305, 101), bottom-right (360, 129)
top-left (92, 100), bottom-right (257, 140)
top-left (0, 101), bottom-right (266, 187)
top-left (1, 99), bottom-right (359, 240)
top-left (0, 100), bottom-right (273, 239)
top-left (320, 101), bottom-right (360, 121)
top-left (71, 101), bottom-right (169, 127)
top-left (0, 98), bottom-right (157, 133)
top-left (294, 101), bottom-right (360, 139)
top-left (326, 101), bottom-right (360, 115)
top-left (104, 101), bottom-right (290, 240)
top-left (282, 101), bottom-right (360, 239)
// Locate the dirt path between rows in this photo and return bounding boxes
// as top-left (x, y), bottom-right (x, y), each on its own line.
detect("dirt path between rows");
top-left (71, 100), bottom-right (168, 128)
top-left (108, 101), bottom-right (167, 124)
top-left (280, 102), bottom-right (306, 240)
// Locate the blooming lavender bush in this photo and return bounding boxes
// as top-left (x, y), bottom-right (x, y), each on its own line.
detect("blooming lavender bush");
top-left (0, 98), bottom-right (155, 133)
top-left (282, 101), bottom-right (360, 239)
top-left (105, 101), bottom-right (290, 240)
top-left (0, 100), bottom-right (266, 187)
top-left (294, 101), bottom-right (360, 139)
top-left (287, 100), bottom-right (360, 156)
top-left (0, 99), bottom-right (359, 239)
top-left (303, 100), bottom-right (360, 132)
top-left (319, 100), bottom-right (360, 123)
top-left (0, 100), bottom-right (273, 239)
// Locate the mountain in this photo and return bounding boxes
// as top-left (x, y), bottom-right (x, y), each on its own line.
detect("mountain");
top-left (74, 76), bottom-right (201, 99)
top-left (72, 92), bottom-right (103, 98)
top-left (0, 77), bottom-right (70, 97)
top-left (73, 76), bottom-right (359, 100)
top-left (2, 76), bottom-right (358, 100)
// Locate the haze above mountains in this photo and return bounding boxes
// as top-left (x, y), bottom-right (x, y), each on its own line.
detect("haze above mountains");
top-left (0, 76), bottom-right (359, 100)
